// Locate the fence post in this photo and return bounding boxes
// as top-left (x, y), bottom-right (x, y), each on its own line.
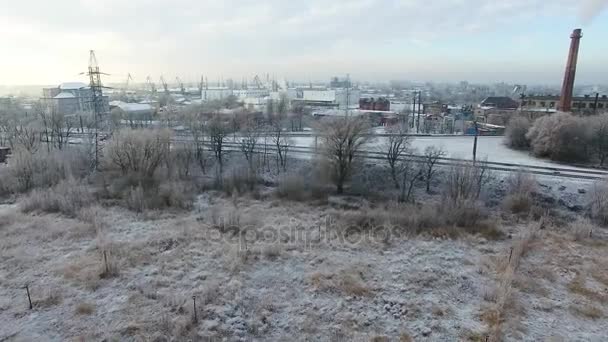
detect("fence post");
top-left (25, 285), bottom-right (32, 310)
top-left (192, 296), bottom-right (198, 323)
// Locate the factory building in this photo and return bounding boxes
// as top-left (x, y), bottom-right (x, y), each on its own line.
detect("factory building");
top-left (42, 82), bottom-right (109, 114)
top-left (523, 94), bottom-right (608, 113)
top-left (359, 97), bottom-right (390, 111)
top-left (201, 87), bottom-right (233, 101)
top-left (298, 88), bottom-right (360, 109)
top-left (233, 88), bottom-right (270, 100)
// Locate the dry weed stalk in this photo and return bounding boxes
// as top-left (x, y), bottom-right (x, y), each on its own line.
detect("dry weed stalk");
top-left (483, 219), bottom-right (542, 341)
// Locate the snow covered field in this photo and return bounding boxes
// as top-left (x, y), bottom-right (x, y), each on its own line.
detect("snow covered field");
top-left (1, 191), bottom-right (606, 341)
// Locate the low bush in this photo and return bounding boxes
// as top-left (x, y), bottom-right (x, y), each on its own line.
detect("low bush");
top-left (443, 162), bottom-right (492, 204)
top-left (526, 112), bottom-right (590, 162)
top-left (337, 200), bottom-right (502, 240)
top-left (589, 180), bottom-right (608, 225)
top-left (276, 174), bottom-right (308, 201)
top-left (21, 178), bottom-right (93, 217)
top-left (220, 168), bottom-right (260, 196)
top-left (2, 147), bottom-right (90, 194)
top-left (503, 172), bottom-right (537, 214)
top-left (97, 129), bottom-right (198, 212)
top-left (103, 128), bottom-right (171, 179)
top-left (122, 181), bottom-right (195, 213)
top-left (504, 116), bottom-right (531, 150)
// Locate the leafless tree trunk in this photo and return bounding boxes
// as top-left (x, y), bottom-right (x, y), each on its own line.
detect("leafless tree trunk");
top-left (423, 146), bottom-right (446, 193)
top-left (398, 157), bottom-right (423, 203)
top-left (208, 115), bottom-right (229, 176)
top-left (13, 124), bottom-right (40, 153)
top-left (383, 123), bottom-right (412, 189)
top-left (185, 110), bottom-right (208, 175)
top-left (270, 121), bottom-right (291, 173)
top-left (38, 106), bottom-right (74, 150)
top-left (240, 118), bottom-right (261, 173)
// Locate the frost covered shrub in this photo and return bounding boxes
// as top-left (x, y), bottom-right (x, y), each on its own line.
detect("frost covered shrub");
top-left (122, 182), bottom-right (194, 213)
top-left (100, 129), bottom-right (195, 211)
top-left (504, 116), bottom-right (531, 150)
top-left (526, 112), bottom-right (590, 162)
top-left (503, 172), bottom-right (537, 214)
top-left (158, 181), bottom-right (194, 210)
top-left (221, 168), bottom-right (259, 196)
top-left (276, 174), bottom-right (308, 201)
top-left (103, 128), bottom-right (171, 180)
top-left (443, 162), bottom-right (491, 203)
top-left (2, 147), bottom-right (90, 193)
top-left (589, 180), bottom-right (608, 225)
top-left (21, 178), bottom-right (93, 217)
top-left (337, 201), bottom-right (502, 240)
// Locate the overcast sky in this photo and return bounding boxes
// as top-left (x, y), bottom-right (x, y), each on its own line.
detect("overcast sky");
top-left (1, 0), bottom-right (607, 86)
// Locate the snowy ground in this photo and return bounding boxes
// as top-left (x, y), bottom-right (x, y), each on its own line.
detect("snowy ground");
top-left (289, 135), bottom-right (601, 172)
top-left (0, 188), bottom-right (606, 341)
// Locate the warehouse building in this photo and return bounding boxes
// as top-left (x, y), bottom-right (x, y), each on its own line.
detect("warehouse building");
top-left (42, 82), bottom-right (109, 114)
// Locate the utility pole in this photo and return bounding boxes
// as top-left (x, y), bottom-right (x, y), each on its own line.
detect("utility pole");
top-left (411, 92), bottom-right (416, 130)
top-left (345, 74), bottom-right (350, 117)
top-left (473, 120), bottom-right (479, 163)
top-left (594, 93), bottom-right (599, 115)
top-left (416, 91), bottom-right (422, 134)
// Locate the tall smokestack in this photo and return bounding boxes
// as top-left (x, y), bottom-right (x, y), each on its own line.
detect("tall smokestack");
top-left (558, 29), bottom-right (583, 112)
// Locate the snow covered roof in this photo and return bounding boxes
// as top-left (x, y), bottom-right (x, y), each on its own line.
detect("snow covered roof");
top-left (53, 92), bottom-right (76, 99)
top-left (59, 82), bottom-right (88, 90)
top-left (115, 102), bottom-right (154, 113)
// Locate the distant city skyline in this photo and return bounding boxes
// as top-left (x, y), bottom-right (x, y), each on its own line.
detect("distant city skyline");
top-left (1, 0), bottom-right (607, 86)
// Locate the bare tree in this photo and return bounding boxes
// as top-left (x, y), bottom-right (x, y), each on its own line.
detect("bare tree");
top-left (270, 120), bottom-right (291, 173)
top-left (261, 125), bottom-right (272, 172)
top-left (265, 99), bottom-right (275, 124)
top-left (182, 108), bottom-right (208, 174)
top-left (104, 128), bottom-right (171, 179)
top-left (38, 106), bottom-right (75, 150)
top-left (443, 161), bottom-right (492, 203)
top-left (170, 143), bottom-right (195, 179)
top-left (240, 118), bottom-right (261, 173)
top-left (13, 124), bottom-right (40, 153)
top-left (208, 115), bottom-right (229, 175)
top-left (422, 146), bottom-right (446, 193)
top-left (277, 93), bottom-right (289, 120)
top-left (589, 114), bottom-right (608, 166)
top-left (383, 123), bottom-right (413, 189)
top-left (318, 116), bottom-right (371, 194)
top-left (290, 103), bottom-right (307, 132)
top-left (398, 156), bottom-right (423, 203)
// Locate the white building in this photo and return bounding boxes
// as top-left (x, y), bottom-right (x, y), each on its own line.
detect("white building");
top-left (301, 88), bottom-right (360, 109)
top-left (233, 88), bottom-right (269, 100)
top-left (201, 87), bottom-right (233, 101)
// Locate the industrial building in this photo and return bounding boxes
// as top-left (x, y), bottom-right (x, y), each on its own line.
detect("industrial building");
top-left (42, 82), bottom-right (109, 114)
top-left (523, 94), bottom-right (608, 113)
top-left (359, 97), bottom-right (390, 111)
top-left (109, 101), bottom-right (156, 117)
top-left (201, 87), bottom-right (233, 101)
top-left (479, 97), bottom-right (519, 110)
top-left (297, 88), bottom-right (360, 109)
top-left (233, 88), bottom-right (270, 100)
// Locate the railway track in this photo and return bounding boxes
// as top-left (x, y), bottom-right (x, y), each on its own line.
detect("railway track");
top-left (62, 132), bottom-right (608, 181)
top-left (171, 139), bottom-right (608, 181)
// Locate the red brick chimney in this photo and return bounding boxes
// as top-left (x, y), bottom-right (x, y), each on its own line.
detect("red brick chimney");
top-left (558, 29), bottom-right (582, 112)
